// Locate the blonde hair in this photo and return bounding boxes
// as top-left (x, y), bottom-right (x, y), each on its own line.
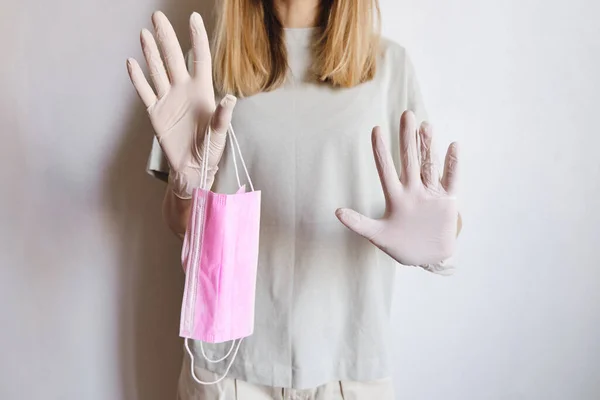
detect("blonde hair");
top-left (213, 0), bottom-right (381, 97)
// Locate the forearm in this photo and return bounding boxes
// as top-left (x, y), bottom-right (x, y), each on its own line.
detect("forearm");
top-left (163, 174), bottom-right (217, 238)
top-left (162, 182), bottom-right (192, 239)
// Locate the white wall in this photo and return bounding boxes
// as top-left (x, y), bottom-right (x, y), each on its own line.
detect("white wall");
top-left (1, 0), bottom-right (599, 399)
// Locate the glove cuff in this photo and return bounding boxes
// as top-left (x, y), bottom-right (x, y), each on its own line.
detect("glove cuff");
top-left (419, 260), bottom-right (455, 276)
top-left (168, 167), bottom-right (218, 200)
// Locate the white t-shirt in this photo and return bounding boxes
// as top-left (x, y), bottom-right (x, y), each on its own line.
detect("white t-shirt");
top-left (147, 27), bottom-right (427, 390)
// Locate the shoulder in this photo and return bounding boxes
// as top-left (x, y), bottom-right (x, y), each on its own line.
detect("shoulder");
top-left (373, 37), bottom-right (419, 94)
top-left (379, 37), bottom-right (409, 62)
top-left (376, 37), bottom-right (428, 122)
top-left (378, 37), bottom-right (414, 77)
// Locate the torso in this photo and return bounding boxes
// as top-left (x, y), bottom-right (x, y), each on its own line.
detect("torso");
top-left (188, 28), bottom-right (427, 389)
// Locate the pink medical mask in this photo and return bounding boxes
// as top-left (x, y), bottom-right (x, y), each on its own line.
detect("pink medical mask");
top-left (180, 124), bottom-right (261, 385)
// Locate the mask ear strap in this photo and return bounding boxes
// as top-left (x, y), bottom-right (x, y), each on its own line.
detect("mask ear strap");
top-left (228, 124), bottom-right (242, 189)
top-left (184, 338), bottom-right (243, 385)
top-left (204, 122), bottom-right (252, 191)
top-left (201, 122), bottom-right (212, 190)
top-left (200, 340), bottom-right (236, 363)
top-left (228, 124), bottom-right (254, 192)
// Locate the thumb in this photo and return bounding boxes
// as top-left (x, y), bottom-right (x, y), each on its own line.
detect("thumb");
top-left (211, 94), bottom-right (237, 135)
top-left (335, 208), bottom-right (382, 240)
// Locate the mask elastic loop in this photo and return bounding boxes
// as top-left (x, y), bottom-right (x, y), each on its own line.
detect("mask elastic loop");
top-left (228, 124), bottom-right (242, 189)
top-left (184, 338), bottom-right (243, 385)
top-left (199, 340), bottom-right (236, 363)
top-left (200, 121), bottom-right (253, 191)
top-left (227, 124), bottom-right (254, 192)
top-left (200, 121), bottom-right (212, 190)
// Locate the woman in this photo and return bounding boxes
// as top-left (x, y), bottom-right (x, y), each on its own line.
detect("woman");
top-left (126, 0), bottom-right (460, 398)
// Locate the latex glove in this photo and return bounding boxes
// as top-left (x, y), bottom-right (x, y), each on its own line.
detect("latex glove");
top-left (126, 11), bottom-right (236, 199)
top-left (336, 111), bottom-right (459, 273)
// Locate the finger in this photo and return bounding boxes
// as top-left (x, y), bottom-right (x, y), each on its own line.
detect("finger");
top-left (371, 126), bottom-right (402, 200)
top-left (335, 208), bottom-right (383, 241)
top-left (198, 95), bottom-right (238, 162)
top-left (441, 142), bottom-right (459, 194)
top-left (152, 11), bottom-right (189, 84)
top-left (399, 110), bottom-right (420, 187)
top-left (419, 122), bottom-right (438, 188)
top-left (126, 58), bottom-right (156, 108)
top-left (140, 29), bottom-right (170, 98)
top-left (190, 12), bottom-right (214, 92)
top-left (211, 95), bottom-right (237, 135)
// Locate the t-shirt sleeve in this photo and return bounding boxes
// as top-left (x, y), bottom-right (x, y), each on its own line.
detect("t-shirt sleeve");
top-left (384, 40), bottom-right (429, 133)
top-left (146, 136), bottom-right (169, 182)
top-left (144, 49), bottom-right (196, 183)
top-left (404, 52), bottom-right (429, 124)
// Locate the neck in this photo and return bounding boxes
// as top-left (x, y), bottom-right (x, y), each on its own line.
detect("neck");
top-left (273, 0), bottom-right (320, 28)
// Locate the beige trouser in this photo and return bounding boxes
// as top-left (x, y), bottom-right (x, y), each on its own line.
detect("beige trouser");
top-left (177, 357), bottom-right (395, 400)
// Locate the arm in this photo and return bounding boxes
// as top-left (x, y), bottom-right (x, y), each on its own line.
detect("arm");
top-left (336, 111), bottom-right (459, 269)
top-left (127, 11), bottom-right (235, 241)
top-left (162, 173), bottom-right (217, 239)
top-left (163, 184), bottom-right (191, 240)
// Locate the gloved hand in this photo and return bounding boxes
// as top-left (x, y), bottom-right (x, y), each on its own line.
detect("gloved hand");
top-left (336, 111), bottom-right (459, 273)
top-left (126, 11), bottom-right (235, 199)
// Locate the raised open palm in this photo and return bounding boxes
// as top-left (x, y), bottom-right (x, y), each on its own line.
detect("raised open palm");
top-left (126, 11), bottom-right (235, 198)
top-left (336, 111), bottom-right (459, 273)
